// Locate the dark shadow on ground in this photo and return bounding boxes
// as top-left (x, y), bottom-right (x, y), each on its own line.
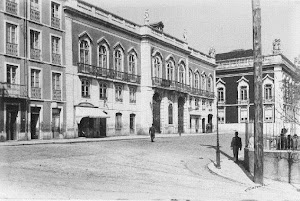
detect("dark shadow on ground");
top-left (199, 144), bottom-right (254, 181)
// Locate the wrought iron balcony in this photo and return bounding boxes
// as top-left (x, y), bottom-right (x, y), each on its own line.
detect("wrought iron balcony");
top-left (30, 8), bottom-right (40, 21)
top-left (31, 87), bottom-right (41, 99)
top-left (51, 17), bottom-right (60, 29)
top-left (52, 53), bottom-right (61, 65)
top-left (52, 89), bottom-right (61, 101)
top-left (30, 48), bottom-right (41, 60)
top-left (77, 63), bottom-right (141, 84)
top-left (238, 99), bottom-right (250, 105)
top-left (0, 82), bottom-right (27, 98)
top-left (6, 0), bottom-right (17, 15)
top-left (6, 42), bottom-right (18, 56)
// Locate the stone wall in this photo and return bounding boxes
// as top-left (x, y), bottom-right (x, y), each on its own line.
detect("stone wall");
top-left (244, 148), bottom-right (300, 184)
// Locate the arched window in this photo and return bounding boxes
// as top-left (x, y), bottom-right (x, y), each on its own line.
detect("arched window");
top-left (194, 72), bottom-right (199, 89)
top-left (128, 53), bottom-right (136, 75)
top-left (189, 69), bottom-right (193, 86)
top-left (218, 87), bottom-right (224, 102)
top-left (179, 64), bottom-right (185, 83)
top-left (201, 74), bottom-right (206, 90)
top-left (168, 104), bottom-right (173, 124)
top-left (79, 40), bottom-right (90, 64)
top-left (207, 76), bottom-right (212, 92)
top-left (98, 45), bottom-right (107, 68)
top-left (166, 60), bottom-right (174, 81)
top-left (153, 56), bottom-right (161, 78)
top-left (114, 49), bottom-right (123, 78)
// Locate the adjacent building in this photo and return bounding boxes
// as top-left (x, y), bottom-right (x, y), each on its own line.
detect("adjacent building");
top-left (216, 42), bottom-right (300, 136)
top-left (64, 0), bottom-right (217, 138)
top-left (0, 0), bottom-right (66, 141)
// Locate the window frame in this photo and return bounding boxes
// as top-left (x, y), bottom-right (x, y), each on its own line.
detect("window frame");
top-left (129, 86), bottom-right (136, 103)
top-left (99, 82), bottom-right (107, 100)
top-left (81, 78), bottom-right (90, 98)
top-left (115, 112), bottom-right (122, 130)
top-left (98, 44), bottom-right (108, 69)
top-left (79, 39), bottom-right (91, 65)
top-left (168, 103), bottom-right (173, 124)
top-left (115, 84), bottom-right (123, 102)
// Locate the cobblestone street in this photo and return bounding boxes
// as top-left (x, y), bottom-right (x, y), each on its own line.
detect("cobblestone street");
top-left (0, 133), bottom-right (299, 200)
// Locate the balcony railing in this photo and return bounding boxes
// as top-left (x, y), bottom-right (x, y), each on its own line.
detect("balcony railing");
top-left (77, 63), bottom-right (141, 84)
top-left (151, 77), bottom-right (214, 98)
top-left (30, 48), bottom-right (41, 60)
top-left (52, 53), bottom-right (61, 65)
top-left (238, 99), bottom-right (250, 105)
top-left (51, 17), bottom-right (60, 29)
top-left (6, 42), bottom-right (18, 56)
top-left (30, 8), bottom-right (40, 21)
top-left (52, 89), bottom-right (61, 101)
top-left (263, 97), bottom-right (274, 104)
top-left (31, 87), bottom-right (41, 99)
top-left (0, 82), bottom-right (27, 98)
top-left (6, 0), bottom-right (17, 15)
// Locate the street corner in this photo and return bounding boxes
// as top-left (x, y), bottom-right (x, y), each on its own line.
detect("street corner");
top-left (207, 158), bottom-right (256, 186)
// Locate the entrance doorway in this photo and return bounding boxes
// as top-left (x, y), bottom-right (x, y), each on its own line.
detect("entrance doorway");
top-left (99, 118), bottom-right (106, 137)
top-left (52, 108), bottom-right (61, 138)
top-left (6, 105), bottom-right (18, 140)
top-left (31, 107), bottom-right (40, 139)
top-left (152, 93), bottom-right (161, 133)
top-left (207, 114), bottom-right (213, 133)
top-left (202, 118), bottom-right (206, 133)
top-left (178, 97), bottom-right (184, 133)
top-left (195, 118), bottom-right (199, 133)
top-left (130, 114), bottom-right (135, 134)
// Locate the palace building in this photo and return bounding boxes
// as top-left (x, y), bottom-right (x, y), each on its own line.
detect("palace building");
top-left (63, 0), bottom-right (217, 138)
top-left (216, 41), bottom-right (300, 136)
top-left (0, 0), bottom-right (66, 141)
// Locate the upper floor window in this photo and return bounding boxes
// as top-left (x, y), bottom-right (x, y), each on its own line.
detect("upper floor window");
top-left (115, 85), bottom-right (123, 102)
top-left (168, 104), bottom-right (173, 124)
top-left (30, 0), bottom-right (40, 22)
top-left (207, 76), bottom-right (213, 92)
top-left (194, 73), bottom-right (199, 89)
top-left (189, 69), bottom-right (193, 86)
top-left (128, 53), bottom-right (136, 75)
top-left (153, 56), bottom-right (162, 78)
top-left (218, 87), bottom-right (224, 102)
top-left (79, 40), bottom-right (90, 64)
top-left (6, 64), bottom-right (17, 84)
top-left (81, 79), bottom-right (90, 98)
top-left (99, 82), bottom-right (107, 100)
top-left (201, 74), bottom-right (206, 90)
top-left (6, 23), bottom-right (18, 56)
top-left (51, 2), bottom-right (60, 28)
top-left (264, 84), bottom-right (272, 100)
top-left (240, 86), bottom-right (248, 100)
top-left (51, 36), bottom-right (61, 64)
top-left (129, 87), bottom-right (136, 103)
top-left (202, 99), bottom-right (206, 110)
top-left (114, 49), bottom-right (123, 72)
top-left (166, 60), bottom-right (174, 81)
top-left (98, 45), bottom-right (107, 69)
top-left (30, 30), bottom-right (41, 60)
top-left (178, 64), bottom-right (185, 84)
top-left (52, 73), bottom-right (61, 100)
top-left (31, 69), bottom-right (40, 88)
top-left (6, 0), bottom-right (18, 15)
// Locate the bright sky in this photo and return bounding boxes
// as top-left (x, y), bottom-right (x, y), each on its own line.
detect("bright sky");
top-left (83, 0), bottom-right (300, 62)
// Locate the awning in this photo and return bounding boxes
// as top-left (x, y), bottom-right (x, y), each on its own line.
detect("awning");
top-left (76, 107), bottom-right (109, 123)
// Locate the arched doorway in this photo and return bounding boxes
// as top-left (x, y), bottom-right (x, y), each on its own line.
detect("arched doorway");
top-left (152, 93), bottom-right (161, 133)
top-left (178, 96), bottom-right (185, 133)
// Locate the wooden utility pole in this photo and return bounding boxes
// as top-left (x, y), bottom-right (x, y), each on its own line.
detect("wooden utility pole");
top-left (252, 0), bottom-right (264, 185)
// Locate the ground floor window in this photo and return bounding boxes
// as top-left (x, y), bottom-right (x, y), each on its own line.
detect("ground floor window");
top-left (264, 106), bottom-right (273, 122)
top-left (218, 108), bottom-right (225, 124)
top-left (130, 114), bottom-right (135, 131)
top-left (116, 112), bottom-right (122, 130)
top-left (168, 103), bottom-right (173, 124)
top-left (240, 107), bottom-right (248, 122)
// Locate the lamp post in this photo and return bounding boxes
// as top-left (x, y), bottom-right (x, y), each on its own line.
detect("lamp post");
top-left (216, 99), bottom-right (221, 168)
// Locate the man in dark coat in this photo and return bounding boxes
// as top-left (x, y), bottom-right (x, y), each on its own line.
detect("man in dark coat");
top-left (149, 124), bottom-right (156, 142)
top-left (231, 131), bottom-right (242, 162)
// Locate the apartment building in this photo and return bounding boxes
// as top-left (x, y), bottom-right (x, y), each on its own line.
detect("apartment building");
top-left (0, 0), bottom-right (66, 141)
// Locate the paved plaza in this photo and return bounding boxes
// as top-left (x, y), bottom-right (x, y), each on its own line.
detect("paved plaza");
top-left (0, 133), bottom-right (299, 200)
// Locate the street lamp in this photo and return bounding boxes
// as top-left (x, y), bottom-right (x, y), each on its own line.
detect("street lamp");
top-left (216, 99), bottom-right (221, 168)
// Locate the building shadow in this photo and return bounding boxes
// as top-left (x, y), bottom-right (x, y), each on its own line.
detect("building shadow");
top-left (199, 144), bottom-right (254, 181)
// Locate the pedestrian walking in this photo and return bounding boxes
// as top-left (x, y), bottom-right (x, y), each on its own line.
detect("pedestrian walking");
top-left (231, 131), bottom-right (242, 162)
top-left (149, 123), bottom-right (156, 142)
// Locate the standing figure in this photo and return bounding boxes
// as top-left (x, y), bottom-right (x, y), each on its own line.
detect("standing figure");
top-left (149, 123), bottom-right (156, 142)
top-left (231, 131), bottom-right (242, 162)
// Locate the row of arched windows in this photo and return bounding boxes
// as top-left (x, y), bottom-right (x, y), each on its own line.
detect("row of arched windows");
top-left (79, 35), bottom-right (138, 75)
top-left (152, 53), bottom-right (213, 92)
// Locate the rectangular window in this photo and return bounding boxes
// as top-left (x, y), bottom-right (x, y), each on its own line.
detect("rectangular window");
top-left (264, 106), bottom-right (273, 121)
top-left (30, 30), bottom-right (40, 49)
top-left (51, 2), bottom-right (60, 28)
top-left (99, 83), bottom-right (107, 100)
top-left (218, 88), bottom-right (224, 102)
top-left (240, 86), bottom-right (248, 100)
top-left (202, 99), bottom-right (206, 110)
top-left (51, 36), bottom-right (61, 64)
top-left (129, 87), bottom-right (136, 103)
top-left (81, 79), bottom-right (90, 98)
top-left (6, 23), bottom-right (17, 44)
top-left (115, 85), bottom-right (123, 102)
top-left (130, 114), bottom-right (135, 131)
top-left (52, 73), bottom-right (61, 90)
top-left (31, 69), bottom-right (40, 87)
top-left (115, 113), bottom-right (122, 130)
top-left (30, 0), bottom-right (40, 21)
top-left (240, 107), bottom-right (248, 122)
top-left (7, 64), bottom-right (17, 84)
top-left (264, 84), bottom-right (272, 100)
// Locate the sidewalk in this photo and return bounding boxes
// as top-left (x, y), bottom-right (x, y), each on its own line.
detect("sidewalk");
top-left (0, 132), bottom-right (219, 146)
top-left (207, 157), bottom-right (300, 193)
